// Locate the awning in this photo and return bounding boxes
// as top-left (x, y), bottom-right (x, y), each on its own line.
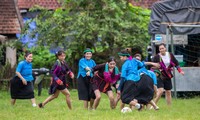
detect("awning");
top-left (149, 0), bottom-right (200, 35)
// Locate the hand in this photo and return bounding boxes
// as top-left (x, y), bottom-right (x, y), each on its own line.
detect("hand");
top-left (115, 84), bottom-right (119, 89)
top-left (22, 79), bottom-right (27, 85)
top-left (85, 67), bottom-right (91, 71)
top-left (180, 71), bottom-right (184, 76)
top-left (152, 63), bottom-right (160, 68)
top-left (117, 90), bottom-right (121, 96)
top-left (86, 71), bottom-right (90, 76)
top-left (69, 72), bottom-right (74, 79)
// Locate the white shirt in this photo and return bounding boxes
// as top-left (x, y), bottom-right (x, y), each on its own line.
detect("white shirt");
top-left (160, 52), bottom-right (170, 67)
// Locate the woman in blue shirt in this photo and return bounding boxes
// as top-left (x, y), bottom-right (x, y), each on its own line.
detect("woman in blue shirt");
top-left (77, 48), bottom-right (96, 109)
top-left (117, 50), bottom-right (155, 110)
top-left (10, 51), bottom-right (36, 107)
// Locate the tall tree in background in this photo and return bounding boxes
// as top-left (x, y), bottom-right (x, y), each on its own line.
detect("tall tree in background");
top-left (22, 0), bottom-right (151, 68)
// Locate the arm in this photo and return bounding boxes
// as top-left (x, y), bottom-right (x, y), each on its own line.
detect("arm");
top-left (64, 62), bottom-right (74, 79)
top-left (145, 62), bottom-right (160, 69)
top-left (151, 55), bottom-right (161, 69)
top-left (79, 59), bottom-right (90, 71)
top-left (16, 72), bottom-right (27, 85)
top-left (170, 54), bottom-right (184, 75)
top-left (117, 78), bottom-right (125, 91)
top-left (50, 62), bottom-right (63, 85)
top-left (16, 62), bottom-right (27, 85)
top-left (92, 63), bottom-right (105, 72)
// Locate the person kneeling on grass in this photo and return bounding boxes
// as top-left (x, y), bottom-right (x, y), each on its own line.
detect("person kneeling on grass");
top-left (117, 50), bottom-right (157, 111)
top-left (38, 50), bottom-right (74, 109)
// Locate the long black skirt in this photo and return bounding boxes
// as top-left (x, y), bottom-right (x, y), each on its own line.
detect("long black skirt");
top-left (10, 76), bottom-right (35, 99)
top-left (121, 74), bottom-right (154, 105)
top-left (77, 75), bottom-right (95, 101)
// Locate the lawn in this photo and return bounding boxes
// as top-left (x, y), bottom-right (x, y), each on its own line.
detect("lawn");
top-left (0, 89), bottom-right (199, 120)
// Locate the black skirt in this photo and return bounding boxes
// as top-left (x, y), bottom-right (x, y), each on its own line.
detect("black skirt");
top-left (121, 74), bottom-right (154, 105)
top-left (10, 76), bottom-right (35, 99)
top-left (77, 75), bottom-right (95, 101)
top-left (48, 79), bottom-right (67, 95)
top-left (91, 74), bottom-right (112, 93)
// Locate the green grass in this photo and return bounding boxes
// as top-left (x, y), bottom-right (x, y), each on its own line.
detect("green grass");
top-left (0, 89), bottom-right (200, 120)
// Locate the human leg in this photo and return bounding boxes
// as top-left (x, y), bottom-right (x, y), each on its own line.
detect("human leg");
top-left (149, 100), bottom-right (159, 110)
top-left (93, 89), bottom-right (101, 109)
top-left (154, 88), bottom-right (164, 104)
top-left (61, 88), bottom-right (72, 109)
top-left (129, 99), bottom-right (142, 110)
top-left (30, 98), bottom-right (36, 107)
top-left (165, 90), bottom-right (172, 106)
top-left (11, 99), bottom-right (16, 105)
top-left (39, 90), bottom-right (60, 108)
top-left (163, 78), bottom-right (172, 106)
top-left (107, 91), bottom-right (115, 109)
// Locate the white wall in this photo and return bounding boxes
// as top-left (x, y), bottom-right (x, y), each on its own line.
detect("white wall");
top-left (173, 67), bottom-right (200, 91)
top-left (6, 47), bottom-right (16, 68)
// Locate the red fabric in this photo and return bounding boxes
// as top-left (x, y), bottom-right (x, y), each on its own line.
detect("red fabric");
top-left (177, 67), bottom-right (182, 73)
top-left (56, 79), bottom-right (62, 85)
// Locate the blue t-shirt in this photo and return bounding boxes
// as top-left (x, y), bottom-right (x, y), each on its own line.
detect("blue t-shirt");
top-left (16, 60), bottom-right (34, 81)
top-left (77, 58), bottom-right (96, 78)
top-left (121, 58), bottom-right (144, 82)
top-left (138, 67), bottom-right (157, 85)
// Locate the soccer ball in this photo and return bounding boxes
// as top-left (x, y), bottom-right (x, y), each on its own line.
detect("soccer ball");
top-left (121, 107), bottom-right (132, 113)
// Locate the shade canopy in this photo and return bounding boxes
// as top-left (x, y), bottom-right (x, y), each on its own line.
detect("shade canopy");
top-left (149, 0), bottom-right (200, 35)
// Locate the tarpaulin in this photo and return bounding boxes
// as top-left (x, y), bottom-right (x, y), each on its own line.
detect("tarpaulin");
top-left (149, 0), bottom-right (200, 35)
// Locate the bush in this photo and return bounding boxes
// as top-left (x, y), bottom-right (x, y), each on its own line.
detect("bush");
top-left (0, 61), bottom-right (16, 80)
top-left (18, 46), bottom-right (56, 69)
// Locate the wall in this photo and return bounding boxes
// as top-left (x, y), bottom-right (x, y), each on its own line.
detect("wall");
top-left (173, 67), bottom-right (200, 91)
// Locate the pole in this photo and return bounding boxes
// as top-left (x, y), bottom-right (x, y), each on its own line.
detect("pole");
top-left (151, 35), bottom-right (156, 56)
top-left (169, 26), bottom-right (177, 99)
top-left (166, 26), bottom-right (169, 51)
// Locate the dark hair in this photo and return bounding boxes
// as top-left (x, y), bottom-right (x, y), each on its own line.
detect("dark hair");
top-left (133, 54), bottom-right (141, 59)
top-left (131, 46), bottom-right (143, 56)
top-left (24, 51), bottom-right (32, 58)
top-left (107, 56), bottom-right (116, 78)
top-left (118, 49), bottom-right (130, 57)
top-left (107, 56), bottom-right (116, 63)
top-left (55, 50), bottom-right (65, 58)
top-left (158, 43), bottom-right (166, 48)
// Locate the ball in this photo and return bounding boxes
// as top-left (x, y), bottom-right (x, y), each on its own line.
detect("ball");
top-left (121, 107), bottom-right (132, 113)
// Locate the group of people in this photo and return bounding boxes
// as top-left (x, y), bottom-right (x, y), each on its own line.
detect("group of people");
top-left (10, 43), bottom-right (184, 111)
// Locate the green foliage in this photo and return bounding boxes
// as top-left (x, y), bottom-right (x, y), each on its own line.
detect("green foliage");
top-left (21, 0), bottom-right (151, 68)
top-left (0, 43), bottom-right (5, 63)
top-left (18, 46), bottom-right (56, 69)
top-left (0, 61), bottom-right (16, 80)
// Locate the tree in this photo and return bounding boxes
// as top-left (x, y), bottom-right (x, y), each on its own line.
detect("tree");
top-left (21, 0), bottom-right (151, 70)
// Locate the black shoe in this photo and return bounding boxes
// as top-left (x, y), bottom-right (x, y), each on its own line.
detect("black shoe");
top-left (38, 103), bottom-right (44, 108)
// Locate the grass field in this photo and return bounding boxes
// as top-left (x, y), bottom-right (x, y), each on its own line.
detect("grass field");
top-left (0, 89), bottom-right (200, 120)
